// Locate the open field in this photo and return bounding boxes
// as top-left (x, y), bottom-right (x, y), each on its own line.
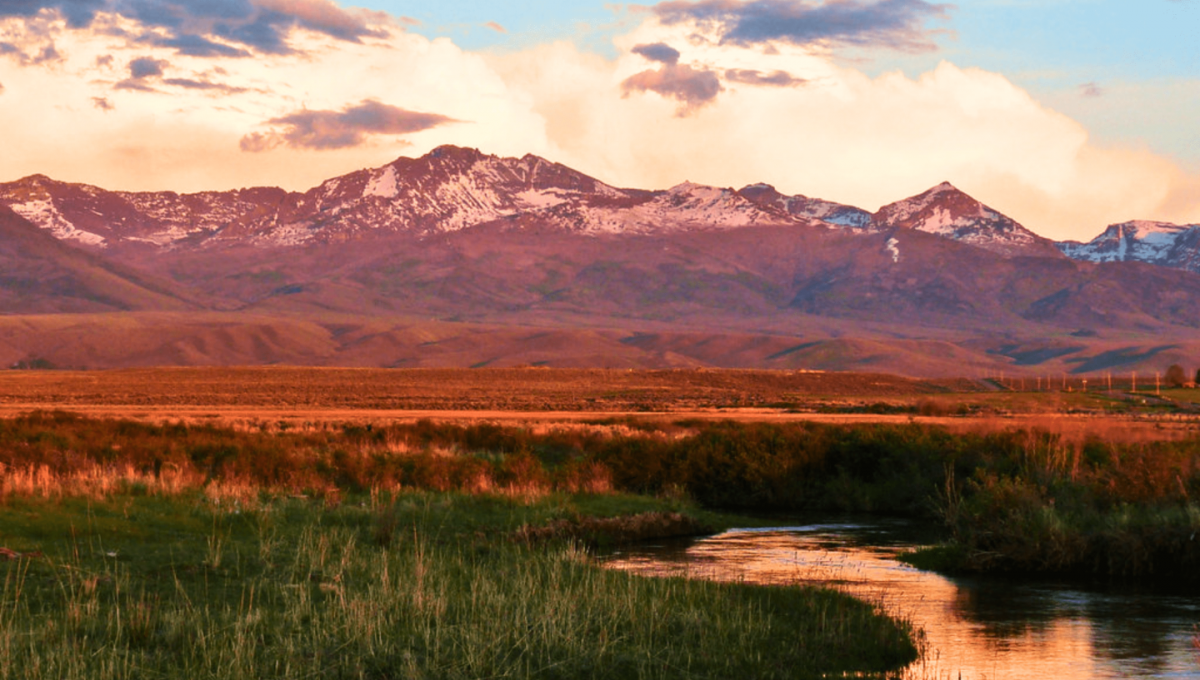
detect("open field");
top-left (0, 366), bottom-right (966, 410)
top-left (0, 367), bottom-right (1198, 445)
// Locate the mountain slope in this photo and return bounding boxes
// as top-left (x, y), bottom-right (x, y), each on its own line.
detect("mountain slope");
top-left (0, 205), bottom-right (197, 313)
top-left (0, 147), bottom-right (1086, 263)
top-left (873, 182), bottom-right (1063, 258)
top-left (0, 146), bottom-right (1198, 377)
top-left (737, 183), bottom-right (873, 227)
top-left (1057, 220), bottom-right (1200, 273)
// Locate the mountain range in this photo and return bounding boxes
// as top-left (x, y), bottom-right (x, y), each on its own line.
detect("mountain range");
top-left (0, 145), bottom-right (1196, 376)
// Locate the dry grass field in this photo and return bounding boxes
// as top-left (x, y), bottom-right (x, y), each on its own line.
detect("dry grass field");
top-left (0, 366), bottom-right (957, 410)
top-left (0, 367), bottom-right (1195, 443)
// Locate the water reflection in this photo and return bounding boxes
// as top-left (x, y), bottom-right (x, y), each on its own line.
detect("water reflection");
top-left (600, 520), bottom-right (1200, 680)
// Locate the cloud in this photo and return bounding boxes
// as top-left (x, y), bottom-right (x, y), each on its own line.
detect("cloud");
top-left (0, 0), bottom-right (385, 57)
top-left (496, 25), bottom-right (1200, 240)
top-left (114, 54), bottom-right (164, 89)
top-left (0, 37), bottom-right (61, 64)
top-left (238, 131), bottom-right (276, 153)
top-left (0, 0), bottom-right (106, 28)
top-left (31, 43), bottom-right (60, 62)
top-left (724, 67), bottom-right (805, 86)
top-left (150, 34), bottom-right (249, 58)
top-left (243, 99), bottom-right (459, 151)
top-left (622, 63), bottom-right (723, 115)
top-left (0, 5), bottom-right (1196, 244)
top-left (631, 42), bottom-right (681, 64)
top-left (128, 55), bottom-right (165, 78)
top-left (483, 21), bottom-right (506, 33)
top-left (162, 77), bottom-right (245, 93)
top-left (652, 0), bottom-right (950, 52)
top-left (254, 0), bottom-right (382, 42)
top-left (113, 78), bottom-right (154, 91)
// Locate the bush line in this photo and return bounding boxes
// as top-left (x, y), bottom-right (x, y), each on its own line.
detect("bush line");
top-left (1, 410), bottom-right (1198, 582)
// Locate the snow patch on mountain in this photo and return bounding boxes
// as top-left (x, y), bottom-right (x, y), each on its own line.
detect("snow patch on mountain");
top-left (886, 237), bottom-right (900, 263)
top-left (363, 165), bottom-right (399, 199)
top-left (585, 183), bottom-right (781, 233)
top-left (9, 199), bottom-right (106, 246)
top-left (1057, 220), bottom-right (1200, 272)
top-left (874, 182), bottom-right (1052, 257)
top-left (875, 181), bottom-right (955, 225)
top-left (736, 183), bottom-right (873, 229)
top-left (257, 221), bottom-right (314, 247)
top-left (514, 189), bottom-right (572, 210)
top-left (823, 209), bottom-right (873, 228)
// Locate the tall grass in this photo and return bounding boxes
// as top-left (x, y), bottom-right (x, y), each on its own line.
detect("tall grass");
top-left (0, 411), bottom-right (612, 504)
top-left (3, 410), bottom-right (1199, 582)
top-left (0, 492), bottom-right (918, 679)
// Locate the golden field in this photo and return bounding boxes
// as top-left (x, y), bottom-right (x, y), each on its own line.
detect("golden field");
top-left (0, 366), bottom-right (1195, 443)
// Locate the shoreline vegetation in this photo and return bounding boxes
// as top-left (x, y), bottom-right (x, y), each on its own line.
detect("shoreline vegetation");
top-left (1, 410), bottom-right (1197, 579)
top-left (0, 411), bottom-right (921, 679)
top-left (2, 405), bottom-right (1199, 676)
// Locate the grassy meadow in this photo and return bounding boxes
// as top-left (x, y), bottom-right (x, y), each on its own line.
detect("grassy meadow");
top-left (3, 404), bottom-right (1200, 677)
top-left (0, 412), bottom-right (920, 679)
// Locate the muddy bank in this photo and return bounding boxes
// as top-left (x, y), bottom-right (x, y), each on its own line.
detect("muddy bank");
top-left (514, 511), bottom-right (713, 548)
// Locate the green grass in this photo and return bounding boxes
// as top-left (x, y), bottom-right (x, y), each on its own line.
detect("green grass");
top-left (0, 491), bottom-right (918, 680)
top-left (8, 408), bottom-right (1199, 592)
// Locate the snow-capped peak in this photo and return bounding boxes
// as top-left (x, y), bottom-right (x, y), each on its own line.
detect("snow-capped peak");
top-left (667, 181), bottom-right (708, 194)
top-left (873, 182), bottom-right (1054, 257)
top-left (1121, 220), bottom-right (1189, 238)
top-left (737, 183), bottom-right (873, 228)
top-left (1057, 219), bottom-right (1200, 272)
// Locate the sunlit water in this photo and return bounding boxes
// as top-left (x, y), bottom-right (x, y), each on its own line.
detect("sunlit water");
top-left (599, 519), bottom-right (1200, 679)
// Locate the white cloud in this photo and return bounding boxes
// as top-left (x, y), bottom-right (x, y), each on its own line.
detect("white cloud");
top-left (491, 17), bottom-right (1200, 240)
top-left (0, 8), bottom-right (1195, 242)
top-left (0, 13), bottom-right (549, 191)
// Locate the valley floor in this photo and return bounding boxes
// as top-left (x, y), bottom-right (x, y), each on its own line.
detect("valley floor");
top-left (0, 366), bottom-right (1197, 442)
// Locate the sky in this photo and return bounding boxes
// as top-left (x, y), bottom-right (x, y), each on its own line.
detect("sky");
top-left (0, 0), bottom-right (1196, 241)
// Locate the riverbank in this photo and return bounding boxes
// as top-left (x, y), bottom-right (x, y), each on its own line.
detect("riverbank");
top-left (0, 412), bottom-right (919, 679)
top-left (0, 492), bottom-right (917, 679)
top-left (606, 518), bottom-right (1200, 680)
top-left (4, 407), bottom-right (1198, 605)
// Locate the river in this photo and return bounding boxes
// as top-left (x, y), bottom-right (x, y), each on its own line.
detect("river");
top-left (600, 518), bottom-right (1200, 679)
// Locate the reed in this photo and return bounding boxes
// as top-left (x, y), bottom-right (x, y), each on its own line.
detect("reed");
top-left (3, 410), bottom-right (1198, 582)
top-left (0, 491), bottom-right (918, 680)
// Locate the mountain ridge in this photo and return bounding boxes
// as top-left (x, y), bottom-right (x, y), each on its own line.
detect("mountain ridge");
top-left (0, 145), bottom-right (1071, 259)
top-left (1058, 220), bottom-right (1200, 273)
top-left (0, 146), bottom-right (1197, 377)
top-left (4, 145), bottom-right (1190, 271)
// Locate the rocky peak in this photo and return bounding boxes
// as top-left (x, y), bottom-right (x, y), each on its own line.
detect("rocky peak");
top-left (874, 182), bottom-right (1058, 258)
top-left (738, 183), bottom-right (872, 228)
top-left (1057, 219), bottom-right (1200, 272)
